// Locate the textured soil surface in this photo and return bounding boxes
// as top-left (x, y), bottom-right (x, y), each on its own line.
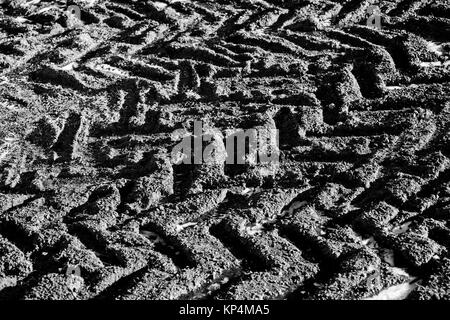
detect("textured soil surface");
top-left (0, 0), bottom-right (450, 300)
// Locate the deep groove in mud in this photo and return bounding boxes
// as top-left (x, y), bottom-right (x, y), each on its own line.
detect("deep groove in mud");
top-left (0, 0), bottom-right (449, 301)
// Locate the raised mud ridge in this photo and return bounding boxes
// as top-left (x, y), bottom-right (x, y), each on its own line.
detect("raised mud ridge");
top-left (0, 0), bottom-right (449, 300)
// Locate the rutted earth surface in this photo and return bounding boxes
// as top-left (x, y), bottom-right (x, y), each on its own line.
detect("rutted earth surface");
top-left (0, 0), bottom-right (449, 300)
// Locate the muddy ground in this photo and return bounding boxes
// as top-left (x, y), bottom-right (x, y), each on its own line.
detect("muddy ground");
top-left (0, 0), bottom-right (449, 300)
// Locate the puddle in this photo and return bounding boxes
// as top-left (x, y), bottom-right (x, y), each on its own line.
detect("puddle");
top-left (240, 187), bottom-right (253, 195)
top-left (360, 236), bottom-right (398, 268)
top-left (282, 201), bottom-right (308, 215)
top-left (60, 62), bottom-right (78, 71)
top-left (140, 230), bottom-right (167, 246)
top-left (419, 61), bottom-right (450, 68)
top-left (92, 63), bottom-right (130, 77)
top-left (0, 136), bottom-right (19, 163)
top-left (391, 221), bottom-right (412, 235)
top-left (140, 228), bottom-right (190, 267)
top-left (385, 86), bottom-right (402, 90)
top-left (358, 234), bottom-right (419, 300)
top-left (175, 222), bottom-right (197, 232)
top-left (14, 16), bottom-right (29, 23)
top-left (239, 221), bottom-right (265, 236)
top-left (427, 41), bottom-right (444, 56)
top-left (380, 248), bottom-right (395, 266)
top-left (363, 281), bottom-right (419, 300)
top-left (154, 2), bottom-right (169, 10)
top-left (390, 267), bottom-right (411, 278)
